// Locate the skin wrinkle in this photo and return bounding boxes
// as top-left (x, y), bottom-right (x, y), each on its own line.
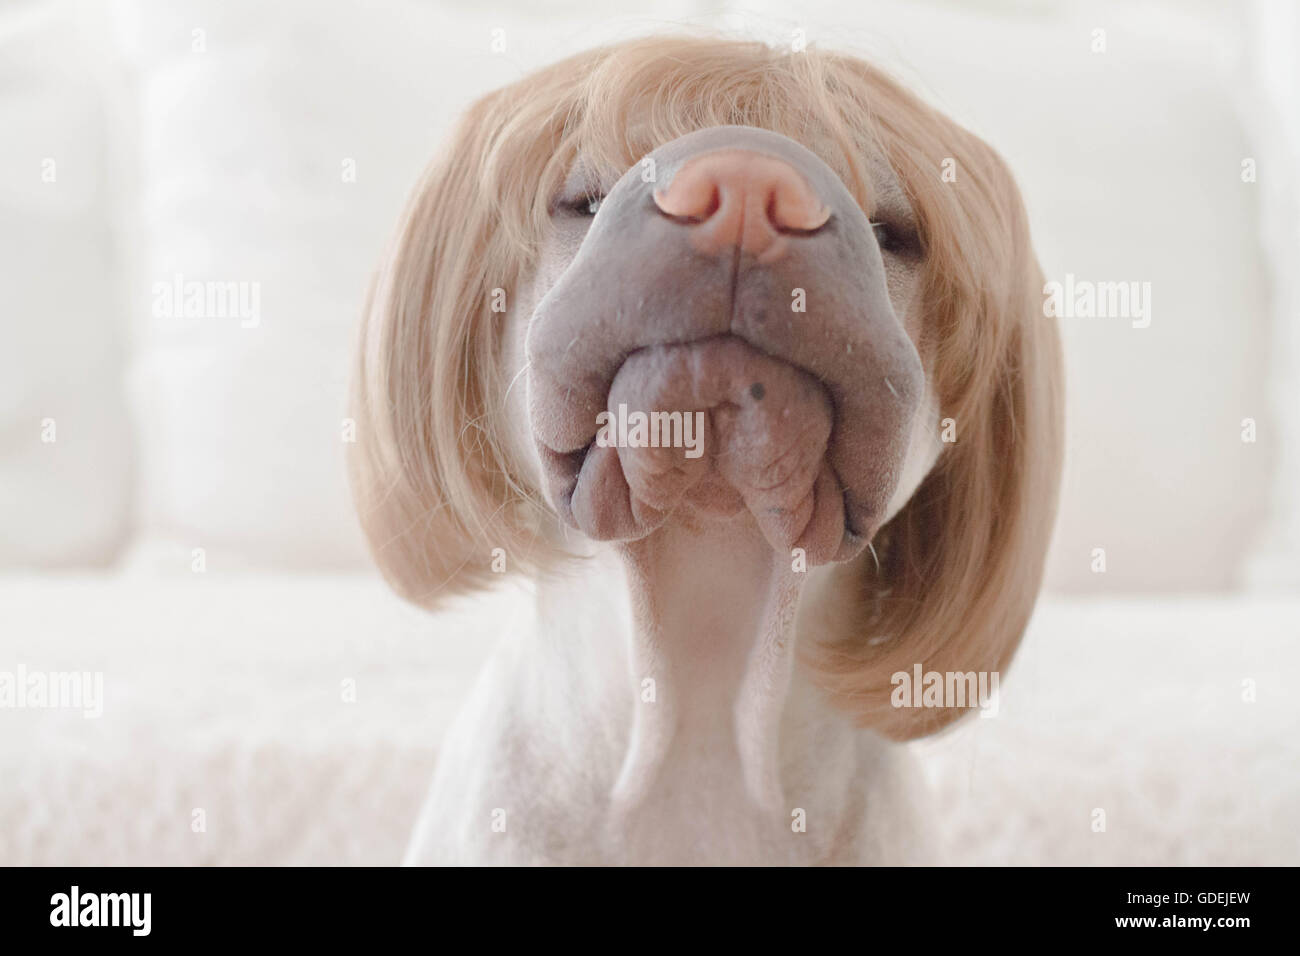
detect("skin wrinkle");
top-left (528, 127), bottom-right (925, 556)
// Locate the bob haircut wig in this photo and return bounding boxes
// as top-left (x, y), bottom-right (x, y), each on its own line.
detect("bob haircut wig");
top-left (349, 34), bottom-right (1064, 740)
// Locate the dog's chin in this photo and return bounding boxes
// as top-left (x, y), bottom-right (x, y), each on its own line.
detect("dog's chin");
top-left (536, 334), bottom-right (890, 565)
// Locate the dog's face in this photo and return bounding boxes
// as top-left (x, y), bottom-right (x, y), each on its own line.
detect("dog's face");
top-left (509, 125), bottom-right (942, 567)
top-left (350, 37), bottom-right (1064, 737)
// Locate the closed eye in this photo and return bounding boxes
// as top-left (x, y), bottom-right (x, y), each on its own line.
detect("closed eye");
top-left (555, 193), bottom-right (605, 218)
top-left (871, 220), bottom-right (918, 257)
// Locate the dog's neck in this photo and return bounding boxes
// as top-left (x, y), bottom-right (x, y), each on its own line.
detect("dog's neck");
top-left (610, 518), bottom-right (803, 817)
top-left (529, 513), bottom-right (849, 859)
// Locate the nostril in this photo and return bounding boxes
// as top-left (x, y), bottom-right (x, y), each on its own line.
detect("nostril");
top-left (699, 187), bottom-right (720, 220)
top-left (767, 178), bottom-right (831, 234)
top-left (652, 180), bottom-right (720, 223)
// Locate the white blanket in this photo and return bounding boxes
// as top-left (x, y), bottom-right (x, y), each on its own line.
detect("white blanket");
top-left (1, 574), bottom-right (1295, 865)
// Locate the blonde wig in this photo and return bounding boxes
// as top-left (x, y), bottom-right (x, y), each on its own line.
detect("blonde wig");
top-left (349, 35), bottom-right (1064, 740)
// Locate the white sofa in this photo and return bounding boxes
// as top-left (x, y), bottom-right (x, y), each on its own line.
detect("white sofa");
top-left (2, 0), bottom-right (1297, 864)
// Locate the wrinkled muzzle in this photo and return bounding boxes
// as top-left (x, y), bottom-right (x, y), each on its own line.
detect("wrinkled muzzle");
top-left (526, 125), bottom-right (923, 565)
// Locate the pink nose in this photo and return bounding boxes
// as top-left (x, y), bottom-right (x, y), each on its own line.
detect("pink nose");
top-left (652, 149), bottom-right (831, 262)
